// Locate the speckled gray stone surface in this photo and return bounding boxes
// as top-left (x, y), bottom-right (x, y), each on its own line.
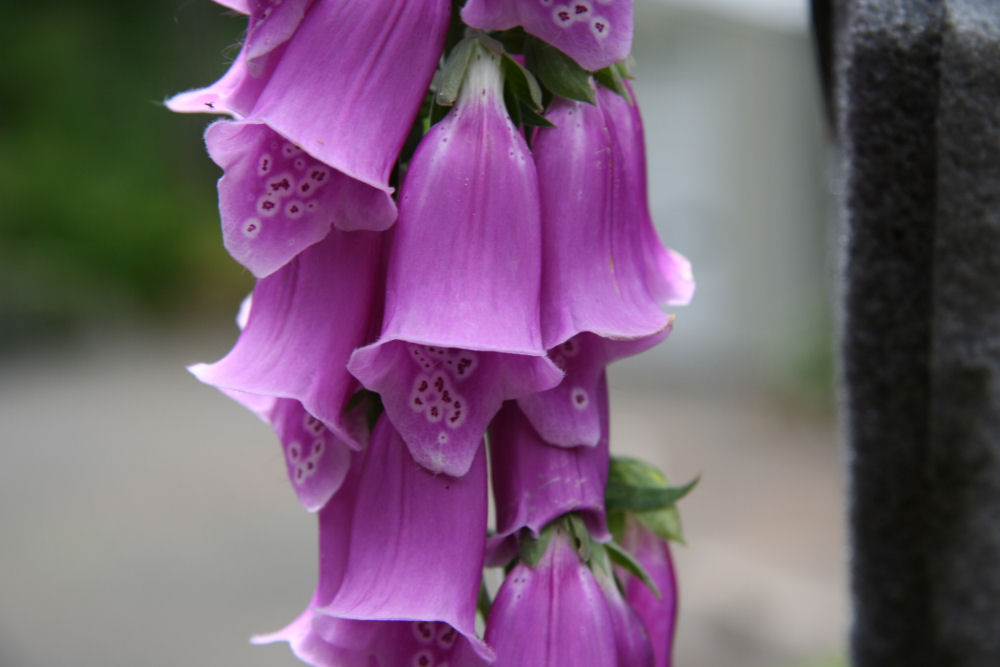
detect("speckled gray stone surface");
top-left (835, 1), bottom-right (1000, 664)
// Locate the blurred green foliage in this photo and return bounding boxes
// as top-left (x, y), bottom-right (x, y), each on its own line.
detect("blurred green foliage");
top-left (0, 1), bottom-right (254, 344)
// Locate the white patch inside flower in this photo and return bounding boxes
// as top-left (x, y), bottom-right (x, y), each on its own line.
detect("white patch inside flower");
top-left (437, 432), bottom-right (449, 445)
top-left (553, 4), bottom-right (574, 26)
top-left (242, 218), bottom-right (261, 238)
top-left (411, 651), bottom-right (434, 667)
top-left (311, 439), bottom-right (325, 457)
top-left (590, 15), bottom-right (610, 38)
top-left (281, 142), bottom-right (302, 157)
top-left (412, 621), bottom-right (435, 644)
top-left (266, 173), bottom-right (294, 198)
top-left (284, 200), bottom-right (305, 219)
top-left (571, 387), bottom-right (590, 410)
top-left (257, 153), bottom-right (273, 175)
top-left (288, 442), bottom-right (301, 462)
top-left (293, 157), bottom-right (306, 170)
top-left (257, 194), bottom-right (279, 217)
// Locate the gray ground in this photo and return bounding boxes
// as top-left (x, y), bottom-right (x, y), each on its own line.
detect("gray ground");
top-left (0, 328), bottom-right (847, 667)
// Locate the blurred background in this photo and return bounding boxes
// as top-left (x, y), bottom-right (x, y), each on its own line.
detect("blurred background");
top-left (0, 1), bottom-right (845, 665)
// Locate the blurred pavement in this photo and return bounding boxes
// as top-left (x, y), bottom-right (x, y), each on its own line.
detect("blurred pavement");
top-left (0, 328), bottom-right (847, 667)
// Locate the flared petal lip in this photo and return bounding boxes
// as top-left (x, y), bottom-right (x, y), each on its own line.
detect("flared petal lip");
top-left (352, 333), bottom-right (558, 361)
top-left (308, 607), bottom-right (497, 663)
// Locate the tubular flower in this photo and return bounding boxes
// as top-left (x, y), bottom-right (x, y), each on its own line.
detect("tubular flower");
top-left (190, 228), bottom-right (383, 450)
top-left (485, 529), bottom-right (618, 666)
top-left (253, 415), bottom-right (494, 665)
top-left (619, 515), bottom-right (680, 667)
top-left (487, 374), bottom-right (612, 565)
top-left (171, 0), bottom-right (452, 275)
top-left (348, 49), bottom-right (562, 477)
top-left (534, 85), bottom-right (694, 351)
top-left (461, 0), bottom-right (633, 71)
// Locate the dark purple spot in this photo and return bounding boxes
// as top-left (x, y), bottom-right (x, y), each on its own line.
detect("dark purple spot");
top-left (558, 10), bottom-right (571, 21)
top-left (594, 21), bottom-right (605, 32)
top-left (261, 200), bottom-right (275, 210)
top-left (575, 4), bottom-right (588, 14)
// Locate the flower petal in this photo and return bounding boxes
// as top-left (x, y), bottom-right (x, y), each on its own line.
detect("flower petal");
top-left (486, 530), bottom-right (617, 666)
top-left (593, 558), bottom-right (655, 667)
top-left (348, 50), bottom-right (562, 476)
top-left (205, 120), bottom-right (395, 276)
top-left (462, 0), bottom-right (633, 71)
top-left (251, 0), bottom-right (450, 201)
top-left (318, 416), bottom-right (493, 662)
top-left (518, 331), bottom-right (667, 447)
top-left (490, 377), bottom-right (610, 550)
top-left (620, 517), bottom-right (679, 667)
top-left (190, 228), bottom-right (382, 447)
top-left (534, 87), bottom-right (692, 350)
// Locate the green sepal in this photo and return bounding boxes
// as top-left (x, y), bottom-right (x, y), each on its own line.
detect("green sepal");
top-left (525, 37), bottom-right (596, 104)
top-left (518, 524), bottom-right (554, 568)
top-left (594, 62), bottom-right (632, 104)
top-left (635, 503), bottom-right (686, 545)
top-left (503, 85), bottom-right (522, 127)
top-left (565, 513), bottom-right (592, 563)
top-left (501, 53), bottom-right (543, 110)
top-left (435, 36), bottom-right (477, 106)
top-left (476, 579), bottom-right (492, 620)
top-left (344, 389), bottom-right (383, 432)
top-left (604, 540), bottom-right (662, 600)
top-left (605, 457), bottom-right (699, 512)
top-left (518, 101), bottom-right (555, 128)
top-left (490, 26), bottom-right (528, 54)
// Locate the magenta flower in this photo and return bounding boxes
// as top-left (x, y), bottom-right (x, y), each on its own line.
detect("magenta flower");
top-left (348, 48), bottom-right (562, 477)
top-left (485, 529), bottom-right (618, 666)
top-left (461, 0), bottom-right (633, 71)
top-left (518, 330), bottom-right (668, 447)
top-left (487, 375), bottom-right (611, 564)
top-left (170, 0), bottom-right (452, 275)
top-left (534, 86), bottom-right (694, 350)
top-left (254, 415), bottom-right (494, 665)
top-left (619, 516), bottom-right (679, 667)
top-left (190, 228), bottom-right (383, 450)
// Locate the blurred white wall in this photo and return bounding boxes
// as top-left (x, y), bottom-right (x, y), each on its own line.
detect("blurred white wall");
top-left (619, 1), bottom-right (834, 402)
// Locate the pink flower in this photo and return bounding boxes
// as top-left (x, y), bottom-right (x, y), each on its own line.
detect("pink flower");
top-left (348, 48), bottom-right (562, 477)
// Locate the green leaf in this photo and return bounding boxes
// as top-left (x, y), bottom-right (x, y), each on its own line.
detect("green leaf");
top-left (605, 457), bottom-right (699, 512)
top-left (525, 37), bottom-right (595, 104)
top-left (635, 504), bottom-right (687, 544)
top-left (566, 513), bottom-right (592, 563)
top-left (605, 541), bottom-right (661, 599)
top-left (435, 36), bottom-right (477, 106)
top-left (501, 53), bottom-right (543, 110)
top-left (476, 579), bottom-right (492, 619)
top-left (503, 85), bottom-right (522, 127)
top-left (594, 63), bottom-right (632, 103)
top-left (517, 101), bottom-right (556, 128)
top-left (607, 509), bottom-right (627, 545)
top-left (491, 27), bottom-right (528, 54)
top-left (518, 525), bottom-right (554, 568)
